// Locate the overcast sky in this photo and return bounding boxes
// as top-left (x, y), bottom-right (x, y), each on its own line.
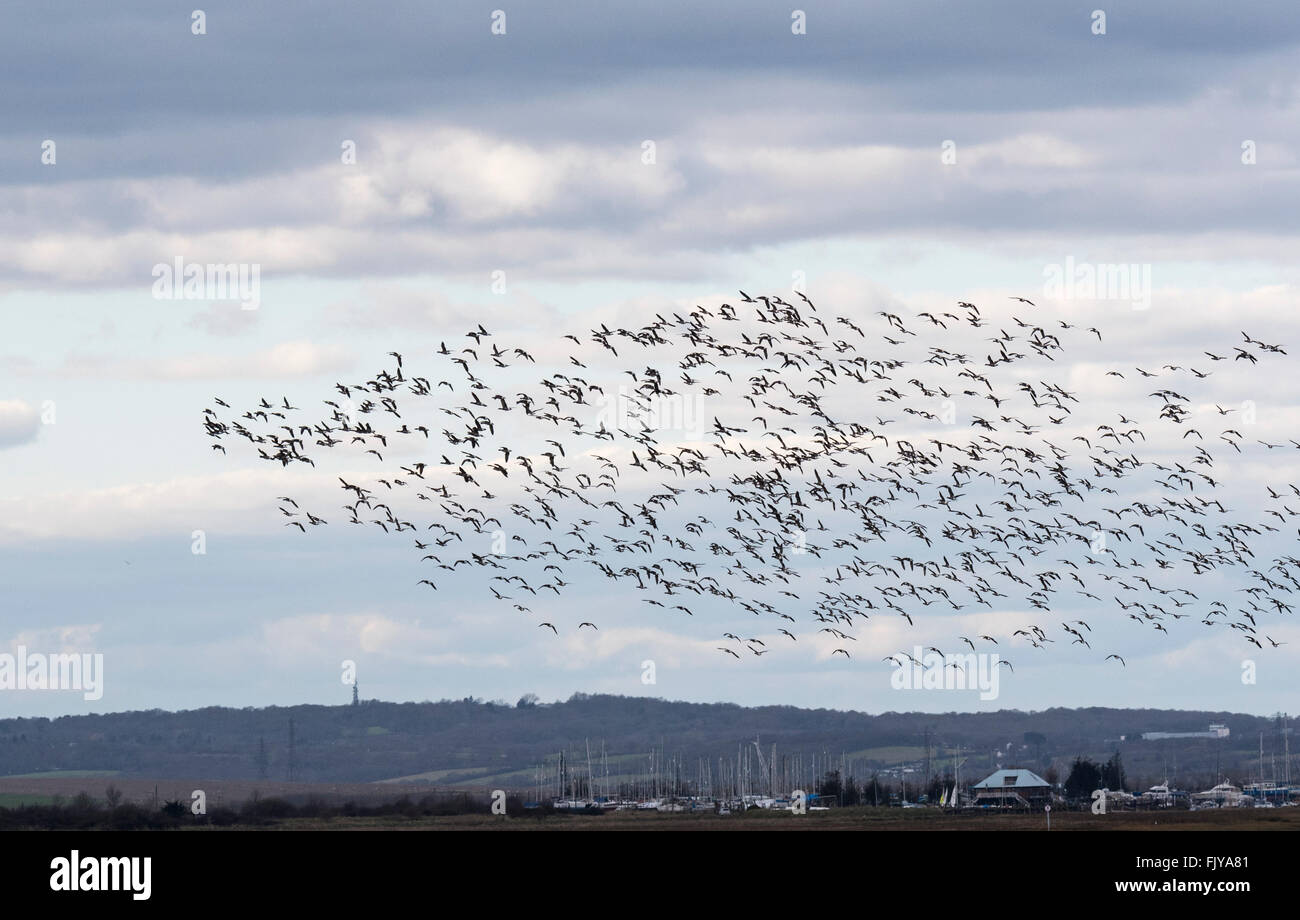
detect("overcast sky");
top-left (3, 2), bottom-right (1299, 719)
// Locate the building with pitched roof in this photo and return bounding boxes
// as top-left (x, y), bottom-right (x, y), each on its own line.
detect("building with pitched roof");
top-left (972, 768), bottom-right (1053, 807)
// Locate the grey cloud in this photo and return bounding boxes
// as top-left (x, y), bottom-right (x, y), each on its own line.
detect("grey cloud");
top-left (7, 2), bottom-right (1300, 139)
top-left (0, 2), bottom-right (1297, 285)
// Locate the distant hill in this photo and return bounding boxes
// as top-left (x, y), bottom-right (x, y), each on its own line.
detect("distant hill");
top-left (0, 695), bottom-right (1288, 791)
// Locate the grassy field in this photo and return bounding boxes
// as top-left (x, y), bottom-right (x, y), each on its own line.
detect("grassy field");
top-left (173, 806), bottom-right (1300, 831)
top-left (842, 745), bottom-right (927, 764)
top-left (376, 767), bottom-right (496, 784)
top-left (0, 793), bottom-right (58, 808)
top-left (0, 776), bottom-right (464, 808)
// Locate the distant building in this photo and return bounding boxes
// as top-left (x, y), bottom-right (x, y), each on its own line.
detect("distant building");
top-left (1140, 723), bottom-right (1229, 741)
top-left (972, 769), bottom-right (1053, 807)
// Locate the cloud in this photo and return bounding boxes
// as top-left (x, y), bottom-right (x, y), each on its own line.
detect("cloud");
top-left (259, 612), bottom-right (510, 668)
top-left (57, 341), bottom-right (354, 381)
top-left (2, 94), bottom-right (1299, 286)
top-left (325, 283), bottom-right (561, 332)
top-left (0, 469), bottom-right (340, 544)
top-left (4, 3), bottom-right (1300, 716)
top-left (3, 624), bottom-right (102, 656)
top-left (0, 399), bottom-right (40, 448)
top-left (186, 302), bottom-right (262, 337)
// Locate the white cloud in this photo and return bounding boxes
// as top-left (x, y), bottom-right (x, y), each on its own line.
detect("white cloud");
top-left (4, 624), bottom-right (102, 655)
top-left (56, 340), bottom-right (354, 381)
top-left (260, 612), bottom-right (512, 668)
top-left (0, 468), bottom-right (339, 544)
top-left (0, 399), bottom-right (40, 448)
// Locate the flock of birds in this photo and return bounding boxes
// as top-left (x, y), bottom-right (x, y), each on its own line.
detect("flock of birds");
top-left (202, 291), bottom-right (1298, 671)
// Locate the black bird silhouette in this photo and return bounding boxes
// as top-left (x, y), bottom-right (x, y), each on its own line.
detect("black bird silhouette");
top-left (202, 290), bottom-right (1297, 667)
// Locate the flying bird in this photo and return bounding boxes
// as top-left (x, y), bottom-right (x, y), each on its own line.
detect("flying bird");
top-left (202, 290), bottom-right (1297, 672)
